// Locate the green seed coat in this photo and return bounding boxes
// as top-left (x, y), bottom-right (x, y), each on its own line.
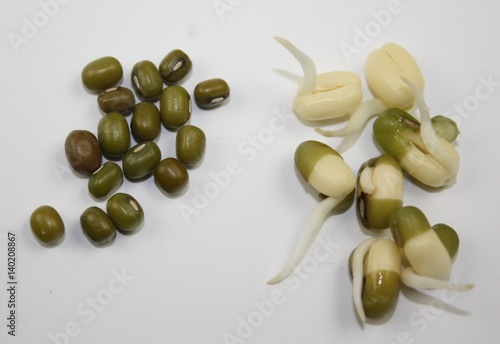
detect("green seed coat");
top-left (432, 223), bottom-right (459, 259)
top-left (30, 205), bottom-right (65, 246)
top-left (160, 85), bottom-right (191, 130)
top-left (374, 108), bottom-right (460, 161)
top-left (194, 78), bottom-right (230, 108)
top-left (97, 111), bottom-right (131, 159)
top-left (356, 154), bottom-right (403, 230)
top-left (159, 49), bottom-right (192, 84)
top-left (294, 140), bottom-right (341, 183)
top-left (81, 56), bottom-right (123, 92)
top-left (176, 125), bottom-right (206, 167)
top-left (88, 162), bottom-right (123, 199)
top-left (154, 158), bottom-right (189, 195)
top-left (362, 270), bottom-right (400, 319)
top-left (106, 193), bottom-right (144, 232)
top-left (131, 102), bottom-right (161, 141)
top-left (389, 206), bottom-right (431, 248)
top-left (80, 207), bottom-right (116, 245)
top-left (122, 141), bottom-right (161, 180)
top-left (132, 60), bottom-right (163, 100)
top-left (97, 87), bottom-right (135, 114)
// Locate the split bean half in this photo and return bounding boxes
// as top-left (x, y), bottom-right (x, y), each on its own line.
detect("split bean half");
top-left (314, 42), bottom-right (423, 138)
top-left (366, 43), bottom-right (424, 109)
top-left (430, 115), bottom-right (460, 143)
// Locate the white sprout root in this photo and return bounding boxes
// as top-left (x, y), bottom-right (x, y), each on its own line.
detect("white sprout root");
top-left (401, 267), bottom-right (474, 292)
top-left (274, 36), bottom-right (317, 96)
top-left (351, 238), bottom-right (377, 324)
top-left (267, 196), bottom-right (341, 285)
top-left (315, 98), bottom-right (387, 138)
top-left (401, 77), bottom-right (459, 179)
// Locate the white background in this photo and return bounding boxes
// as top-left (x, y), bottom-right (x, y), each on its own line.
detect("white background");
top-left (1, 0), bottom-right (499, 343)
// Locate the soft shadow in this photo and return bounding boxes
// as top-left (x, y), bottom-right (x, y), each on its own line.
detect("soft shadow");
top-left (154, 179), bottom-right (190, 199)
top-left (32, 233), bottom-right (66, 248)
top-left (82, 230), bottom-right (116, 248)
top-left (401, 285), bottom-right (472, 316)
top-left (117, 220), bottom-right (145, 237)
top-left (273, 68), bottom-right (301, 85)
top-left (334, 131), bottom-right (364, 154)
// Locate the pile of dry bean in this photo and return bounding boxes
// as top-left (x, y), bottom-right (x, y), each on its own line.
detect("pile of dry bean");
top-left (30, 49), bottom-right (230, 247)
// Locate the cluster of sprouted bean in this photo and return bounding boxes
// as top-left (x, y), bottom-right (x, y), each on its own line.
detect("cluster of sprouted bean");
top-left (268, 37), bottom-right (473, 324)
